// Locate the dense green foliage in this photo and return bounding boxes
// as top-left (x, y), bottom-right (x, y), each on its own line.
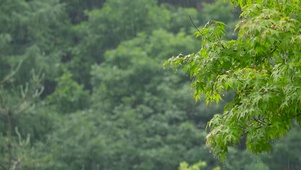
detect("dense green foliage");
top-left (166, 0), bottom-right (301, 161)
top-left (1, 0), bottom-right (301, 169)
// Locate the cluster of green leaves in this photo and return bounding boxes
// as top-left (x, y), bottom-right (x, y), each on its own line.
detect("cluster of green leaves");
top-left (179, 161), bottom-right (207, 170)
top-left (46, 71), bottom-right (90, 113)
top-left (166, 0), bottom-right (301, 160)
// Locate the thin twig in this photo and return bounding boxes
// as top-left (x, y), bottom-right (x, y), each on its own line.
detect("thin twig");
top-left (189, 15), bottom-right (201, 33)
top-left (0, 61), bottom-right (23, 85)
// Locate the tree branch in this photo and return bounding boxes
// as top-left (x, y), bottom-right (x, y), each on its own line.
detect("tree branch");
top-left (0, 61), bottom-right (22, 85)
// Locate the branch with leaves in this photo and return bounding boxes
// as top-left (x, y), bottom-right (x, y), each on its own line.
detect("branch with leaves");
top-left (165, 0), bottom-right (301, 160)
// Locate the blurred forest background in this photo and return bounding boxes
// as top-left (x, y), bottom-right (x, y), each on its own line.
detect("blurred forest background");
top-left (1, 0), bottom-right (301, 169)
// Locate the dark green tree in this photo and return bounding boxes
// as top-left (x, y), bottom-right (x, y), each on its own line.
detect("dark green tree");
top-left (46, 70), bottom-right (90, 114)
top-left (33, 29), bottom-right (223, 170)
top-left (0, 0), bottom-right (70, 169)
top-left (68, 0), bottom-right (200, 89)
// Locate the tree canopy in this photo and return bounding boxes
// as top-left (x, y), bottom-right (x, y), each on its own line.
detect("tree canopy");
top-left (2, 0), bottom-right (301, 169)
top-left (166, 0), bottom-right (301, 159)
